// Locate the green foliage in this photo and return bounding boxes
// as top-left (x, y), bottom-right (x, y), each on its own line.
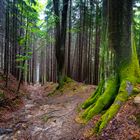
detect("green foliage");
top-left (16, 51), bottom-right (32, 72)
top-left (16, 55), bottom-right (32, 62)
top-left (67, 27), bottom-right (80, 33)
top-left (14, 0), bottom-right (47, 76)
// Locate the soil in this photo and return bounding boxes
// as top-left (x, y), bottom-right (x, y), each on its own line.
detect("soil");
top-left (0, 82), bottom-right (95, 140)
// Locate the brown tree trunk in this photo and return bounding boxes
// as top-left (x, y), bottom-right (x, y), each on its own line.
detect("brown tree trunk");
top-left (67, 0), bottom-right (72, 77)
top-left (4, 0), bottom-right (10, 87)
top-left (53, 0), bottom-right (69, 88)
top-left (93, 3), bottom-right (100, 85)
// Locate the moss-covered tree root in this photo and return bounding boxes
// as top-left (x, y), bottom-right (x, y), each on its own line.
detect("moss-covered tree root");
top-left (95, 79), bottom-right (134, 133)
top-left (81, 77), bottom-right (119, 122)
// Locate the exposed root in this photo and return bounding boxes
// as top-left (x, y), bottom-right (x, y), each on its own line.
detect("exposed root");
top-left (79, 76), bottom-right (140, 134)
top-left (81, 80), bottom-right (105, 109)
top-left (76, 77), bottom-right (118, 124)
top-left (78, 78), bottom-right (138, 135)
top-left (95, 80), bottom-right (131, 133)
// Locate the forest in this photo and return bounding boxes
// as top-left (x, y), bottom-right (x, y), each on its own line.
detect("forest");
top-left (0, 0), bottom-right (140, 139)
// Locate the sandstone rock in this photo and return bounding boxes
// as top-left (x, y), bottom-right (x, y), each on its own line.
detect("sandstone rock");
top-left (134, 94), bottom-right (140, 104)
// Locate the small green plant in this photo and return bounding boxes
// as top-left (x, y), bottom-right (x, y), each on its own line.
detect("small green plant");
top-left (41, 114), bottom-right (52, 122)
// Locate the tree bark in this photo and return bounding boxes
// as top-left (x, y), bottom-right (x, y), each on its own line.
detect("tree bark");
top-left (93, 3), bottom-right (100, 85)
top-left (4, 0), bottom-right (10, 87)
top-left (67, 0), bottom-right (72, 77)
top-left (53, 0), bottom-right (69, 88)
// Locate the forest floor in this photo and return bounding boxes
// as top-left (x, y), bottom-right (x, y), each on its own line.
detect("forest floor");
top-left (0, 75), bottom-right (140, 140)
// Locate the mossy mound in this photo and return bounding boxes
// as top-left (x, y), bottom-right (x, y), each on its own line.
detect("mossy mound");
top-left (48, 76), bottom-right (88, 97)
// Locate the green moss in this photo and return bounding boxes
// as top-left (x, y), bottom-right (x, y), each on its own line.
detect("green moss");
top-left (133, 87), bottom-right (140, 94)
top-left (119, 39), bottom-right (140, 84)
top-left (58, 75), bottom-right (74, 90)
top-left (94, 80), bottom-right (131, 133)
top-left (82, 80), bottom-right (105, 109)
top-left (95, 103), bottom-right (121, 133)
top-left (81, 77), bottom-right (118, 121)
top-left (41, 114), bottom-right (53, 122)
top-left (48, 76), bottom-right (74, 96)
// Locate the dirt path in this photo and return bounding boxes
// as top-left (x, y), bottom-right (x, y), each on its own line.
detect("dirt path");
top-left (0, 83), bottom-right (95, 140)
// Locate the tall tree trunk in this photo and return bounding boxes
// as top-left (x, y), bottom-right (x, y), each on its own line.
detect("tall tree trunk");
top-left (4, 0), bottom-right (10, 87)
top-left (16, 16), bottom-right (29, 93)
top-left (67, 0), bottom-right (72, 77)
top-left (93, 3), bottom-right (100, 85)
top-left (53, 0), bottom-right (69, 88)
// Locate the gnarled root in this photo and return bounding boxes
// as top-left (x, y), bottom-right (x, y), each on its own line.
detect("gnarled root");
top-left (81, 77), bottom-right (119, 122)
top-left (81, 80), bottom-right (105, 109)
top-left (95, 80), bottom-right (132, 133)
top-left (77, 76), bottom-right (138, 134)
